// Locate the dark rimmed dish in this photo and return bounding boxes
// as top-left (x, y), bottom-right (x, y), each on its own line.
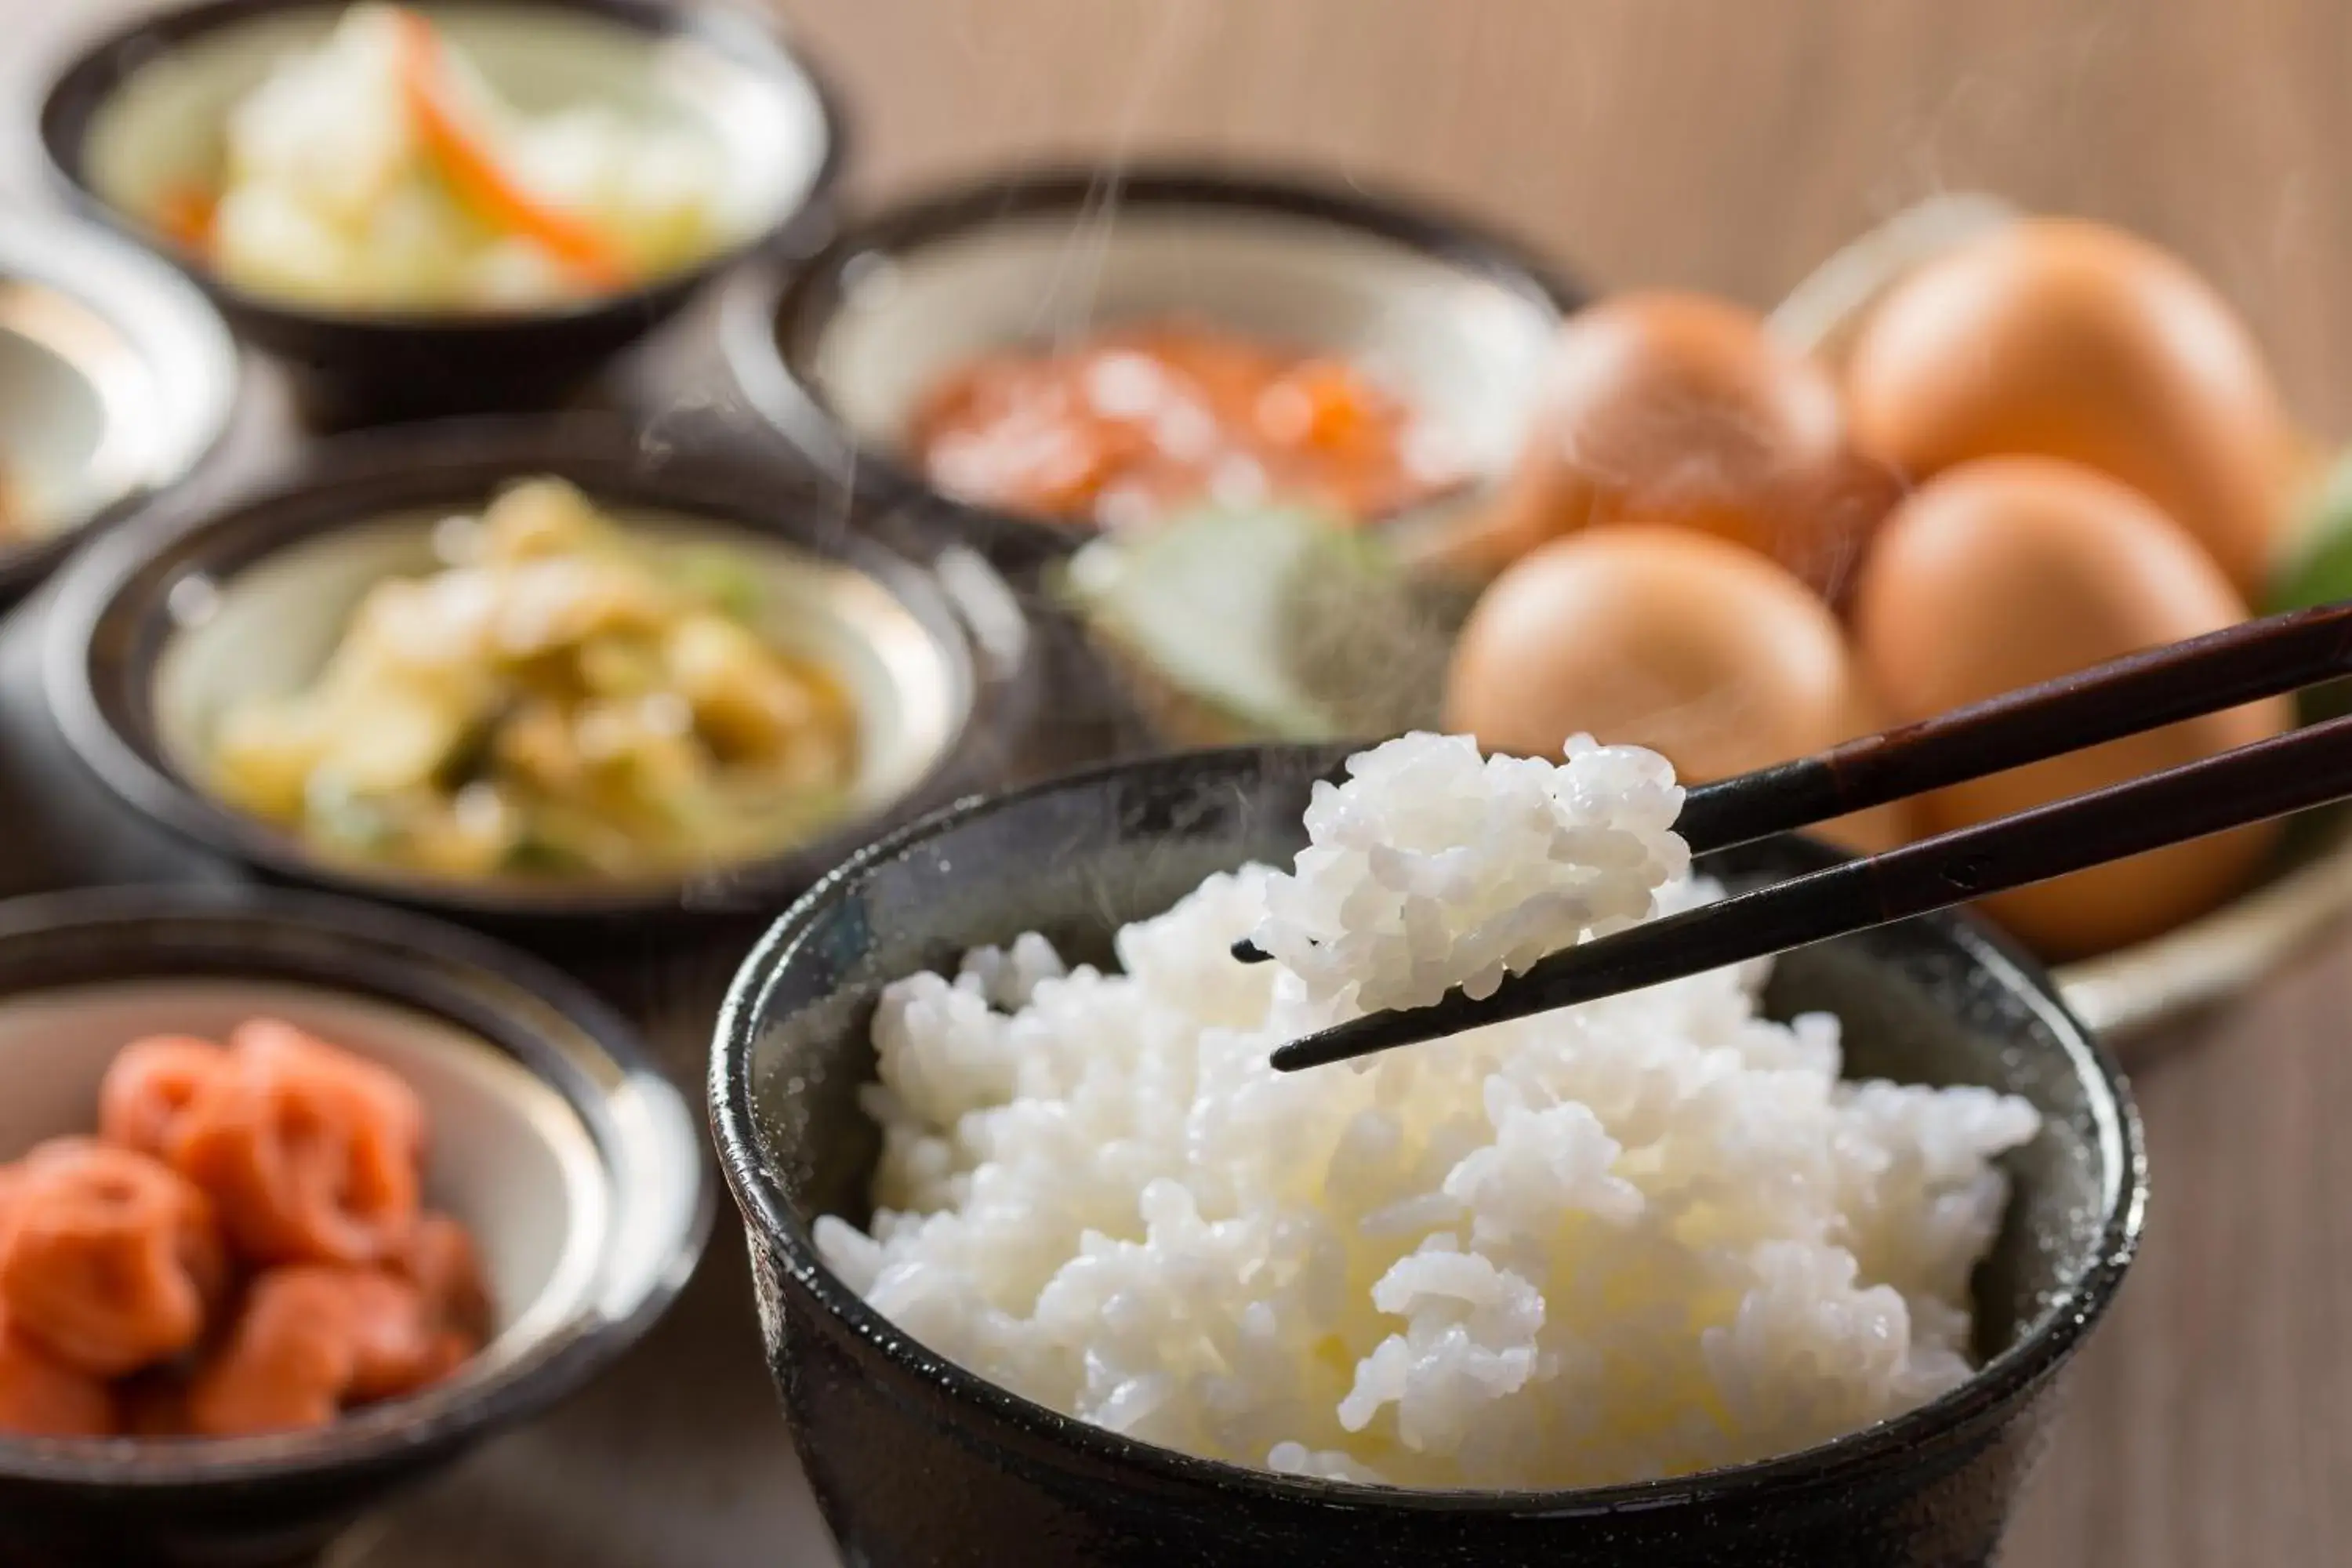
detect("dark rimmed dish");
top-left (711, 742), bottom-right (2146, 1568)
top-left (0, 210), bottom-right (238, 608)
top-left (720, 163), bottom-right (1579, 568)
top-left (39, 416), bottom-right (1038, 938)
top-left (0, 883), bottom-right (708, 1567)
top-left (40, 0), bottom-right (848, 430)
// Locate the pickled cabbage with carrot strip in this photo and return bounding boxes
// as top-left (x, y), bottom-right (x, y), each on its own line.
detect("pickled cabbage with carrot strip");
top-left (167, 5), bottom-right (734, 310)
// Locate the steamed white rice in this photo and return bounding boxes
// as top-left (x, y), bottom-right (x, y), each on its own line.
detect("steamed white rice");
top-left (815, 732), bottom-right (2039, 1489)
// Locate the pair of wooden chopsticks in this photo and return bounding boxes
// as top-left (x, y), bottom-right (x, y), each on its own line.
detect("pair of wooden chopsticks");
top-left (1238, 601), bottom-right (2352, 1072)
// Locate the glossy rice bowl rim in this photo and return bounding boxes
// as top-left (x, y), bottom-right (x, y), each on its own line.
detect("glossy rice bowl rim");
top-left (711, 742), bottom-right (2147, 1517)
top-left (37, 0), bottom-right (850, 332)
top-left (0, 884), bottom-right (710, 1488)
top-left (38, 418), bottom-right (987, 921)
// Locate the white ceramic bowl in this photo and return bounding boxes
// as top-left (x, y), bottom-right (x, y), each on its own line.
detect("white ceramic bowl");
top-left (0, 211), bottom-right (236, 602)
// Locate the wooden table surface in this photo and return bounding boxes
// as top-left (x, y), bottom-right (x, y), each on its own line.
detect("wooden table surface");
top-left (10, 2), bottom-right (2352, 1563)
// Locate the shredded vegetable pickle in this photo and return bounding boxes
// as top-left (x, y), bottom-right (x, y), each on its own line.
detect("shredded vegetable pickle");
top-left (209, 478), bottom-right (860, 880)
top-left (185, 5), bottom-right (730, 310)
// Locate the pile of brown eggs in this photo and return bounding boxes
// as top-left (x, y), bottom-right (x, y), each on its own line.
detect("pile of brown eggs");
top-left (1430, 218), bottom-right (2303, 960)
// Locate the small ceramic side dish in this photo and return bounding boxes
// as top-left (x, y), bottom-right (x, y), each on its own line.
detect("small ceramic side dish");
top-left (40, 0), bottom-right (845, 427)
top-left (712, 743), bottom-right (2145, 1568)
top-left (39, 417), bottom-right (1029, 934)
top-left (0, 211), bottom-right (238, 608)
top-left (0, 884), bottom-right (707, 1567)
top-left (720, 163), bottom-right (1577, 564)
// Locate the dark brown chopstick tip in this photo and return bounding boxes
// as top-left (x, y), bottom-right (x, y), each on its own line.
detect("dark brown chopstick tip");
top-left (1271, 995), bottom-right (1490, 1072)
top-left (1270, 1029), bottom-right (1369, 1073)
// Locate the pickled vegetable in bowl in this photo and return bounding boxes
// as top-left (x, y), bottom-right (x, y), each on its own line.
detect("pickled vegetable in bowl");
top-left (0, 1017), bottom-right (490, 1440)
top-left (207, 477), bottom-right (860, 880)
top-left (909, 319), bottom-right (1469, 533)
top-left (156, 5), bottom-right (735, 311)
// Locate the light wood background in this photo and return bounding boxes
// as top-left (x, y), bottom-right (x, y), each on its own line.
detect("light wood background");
top-left (9, 2), bottom-right (2352, 1563)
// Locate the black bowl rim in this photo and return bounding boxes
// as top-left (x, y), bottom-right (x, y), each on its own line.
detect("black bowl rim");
top-left (0, 209), bottom-right (240, 604)
top-left (36, 0), bottom-right (852, 336)
top-left (37, 412), bottom-right (1007, 923)
top-left (0, 880), bottom-right (713, 1490)
top-left (711, 740), bottom-right (2149, 1518)
top-left (720, 159), bottom-right (1584, 563)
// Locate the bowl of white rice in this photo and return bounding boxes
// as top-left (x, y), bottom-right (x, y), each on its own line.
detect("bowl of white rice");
top-left (710, 735), bottom-right (2145, 1567)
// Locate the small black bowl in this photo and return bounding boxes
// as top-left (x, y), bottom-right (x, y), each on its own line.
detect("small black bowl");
top-left (38, 415), bottom-right (1038, 941)
top-left (0, 884), bottom-right (709, 1567)
top-left (40, 0), bottom-right (848, 430)
top-left (0, 210), bottom-right (238, 608)
top-left (711, 743), bottom-right (2147, 1568)
top-left (719, 162), bottom-right (1579, 568)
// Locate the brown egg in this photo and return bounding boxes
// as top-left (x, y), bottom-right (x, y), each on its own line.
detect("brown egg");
top-left (1845, 218), bottom-right (2293, 597)
top-left (1443, 524), bottom-right (1860, 785)
top-left (1852, 456), bottom-right (2289, 959)
top-left (1420, 292), bottom-right (1900, 597)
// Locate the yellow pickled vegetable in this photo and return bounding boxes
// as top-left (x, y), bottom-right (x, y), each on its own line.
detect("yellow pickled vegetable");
top-left (209, 477), bottom-right (859, 880)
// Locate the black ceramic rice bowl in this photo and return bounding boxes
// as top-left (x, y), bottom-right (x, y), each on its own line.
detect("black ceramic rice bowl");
top-left (711, 743), bottom-right (2146, 1568)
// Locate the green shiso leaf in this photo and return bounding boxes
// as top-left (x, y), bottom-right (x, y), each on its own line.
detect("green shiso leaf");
top-left (2267, 445), bottom-right (2352, 725)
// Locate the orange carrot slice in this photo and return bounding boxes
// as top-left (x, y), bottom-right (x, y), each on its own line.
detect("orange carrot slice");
top-left (101, 1034), bottom-right (230, 1160)
top-left (395, 1211), bottom-right (492, 1342)
top-left (187, 1352), bottom-right (340, 1437)
top-left (0, 1308), bottom-right (117, 1438)
top-left (228, 1019), bottom-right (426, 1161)
top-left (327, 1268), bottom-right (446, 1403)
top-left (154, 185), bottom-right (219, 256)
top-left (392, 8), bottom-right (630, 292)
top-left (0, 1140), bottom-right (224, 1377)
top-left (189, 1264), bottom-right (455, 1436)
top-left (166, 1029), bottom-right (420, 1268)
top-left (187, 1270), bottom-right (355, 1437)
